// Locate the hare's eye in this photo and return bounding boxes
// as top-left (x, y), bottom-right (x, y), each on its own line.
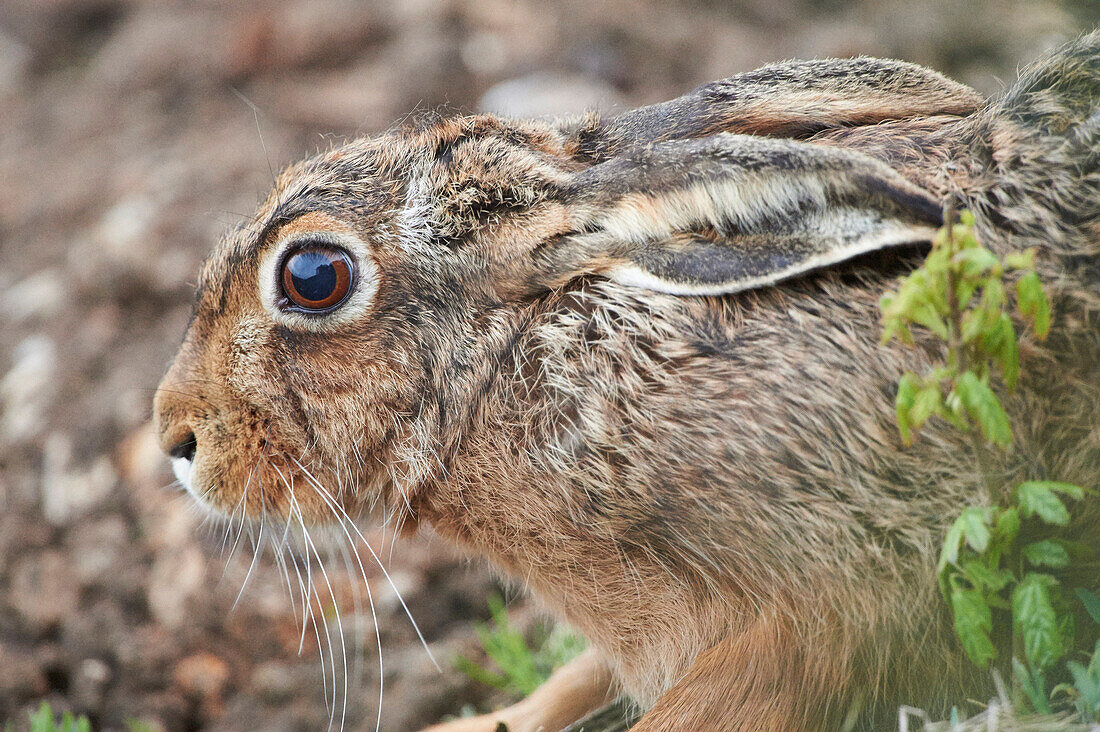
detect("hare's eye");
top-left (279, 246), bottom-right (355, 313)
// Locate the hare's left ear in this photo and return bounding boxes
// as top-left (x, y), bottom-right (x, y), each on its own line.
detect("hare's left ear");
top-left (524, 133), bottom-right (942, 296)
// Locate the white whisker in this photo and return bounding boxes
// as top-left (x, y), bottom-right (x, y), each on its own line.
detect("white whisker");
top-left (292, 457), bottom-right (439, 671)
top-left (294, 456), bottom-right (386, 732)
top-left (290, 490), bottom-right (347, 731)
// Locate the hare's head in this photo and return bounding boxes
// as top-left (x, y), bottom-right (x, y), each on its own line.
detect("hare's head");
top-left (155, 58), bottom-right (975, 527)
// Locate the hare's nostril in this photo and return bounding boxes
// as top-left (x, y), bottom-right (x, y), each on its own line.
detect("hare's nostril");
top-left (168, 433), bottom-right (197, 462)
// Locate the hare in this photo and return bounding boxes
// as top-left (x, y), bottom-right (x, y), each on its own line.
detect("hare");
top-left (154, 32), bottom-right (1100, 731)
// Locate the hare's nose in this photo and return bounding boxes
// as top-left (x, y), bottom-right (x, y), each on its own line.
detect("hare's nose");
top-left (168, 432), bottom-right (197, 462)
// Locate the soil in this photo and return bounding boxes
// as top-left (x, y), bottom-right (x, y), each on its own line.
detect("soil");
top-left (0, 1), bottom-right (1094, 730)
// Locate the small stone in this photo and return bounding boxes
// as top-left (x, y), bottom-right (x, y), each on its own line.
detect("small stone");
top-left (9, 550), bottom-right (80, 632)
top-left (71, 657), bottom-right (111, 709)
top-left (146, 544), bottom-right (205, 628)
top-left (478, 73), bottom-right (624, 119)
top-left (1, 335), bottom-right (57, 445)
top-left (460, 31), bottom-right (507, 77)
top-left (66, 515), bottom-right (128, 584)
top-left (250, 661), bottom-right (295, 704)
top-left (0, 27), bottom-right (31, 96)
top-left (40, 433), bottom-right (118, 526)
top-left (0, 647), bottom-right (47, 698)
top-left (173, 652), bottom-right (230, 698)
top-left (0, 269), bottom-right (66, 323)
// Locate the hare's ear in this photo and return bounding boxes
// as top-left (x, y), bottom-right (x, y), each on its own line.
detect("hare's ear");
top-left (526, 134), bottom-right (942, 296)
top-left (565, 57), bottom-right (981, 161)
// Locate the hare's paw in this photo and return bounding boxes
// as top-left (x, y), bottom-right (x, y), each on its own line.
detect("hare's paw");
top-left (421, 714), bottom-right (511, 732)
top-left (422, 649), bottom-right (614, 732)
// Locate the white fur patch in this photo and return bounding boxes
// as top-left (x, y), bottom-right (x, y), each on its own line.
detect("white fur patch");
top-left (394, 159), bottom-right (435, 255)
top-left (172, 457), bottom-right (195, 496)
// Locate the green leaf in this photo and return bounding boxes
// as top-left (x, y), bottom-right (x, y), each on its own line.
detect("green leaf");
top-left (960, 309), bottom-right (984, 344)
top-left (909, 385), bottom-right (942, 431)
top-left (999, 322), bottom-right (1019, 392)
top-left (1016, 482), bottom-right (1071, 526)
top-left (454, 653), bottom-right (510, 690)
top-left (909, 300), bottom-right (950, 339)
top-left (955, 372), bottom-right (1013, 447)
top-left (958, 506), bottom-right (992, 553)
top-left (954, 247), bottom-right (1000, 277)
top-left (895, 373), bottom-right (918, 445)
top-left (1022, 539), bottom-right (1070, 568)
top-left (980, 313), bottom-right (1019, 391)
top-left (1016, 271), bottom-right (1051, 339)
top-left (1058, 612), bottom-right (1076, 658)
top-left (1003, 248), bottom-right (1036, 271)
top-left (962, 561), bottom-right (1012, 592)
top-left (956, 277), bottom-right (978, 310)
top-left (1013, 657), bottom-right (1053, 715)
top-left (951, 587), bottom-right (996, 668)
top-left (30, 703), bottom-right (53, 732)
top-left (981, 278), bottom-right (1006, 312)
top-left (938, 514), bottom-right (968, 572)
top-left (1067, 659), bottom-right (1100, 718)
top-left (1037, 481), bottom-right (1084, 500)
top-left (952, 222), bottom-right (977, 249)
top-left (458, 595), bottom-right (585, 698)
top-left (1076, 587), bottom-right (1100, 625)
top-left (1013, 573), bottom-right (1063, 671)
top-left (993, 506), bottom-right (1021, 546)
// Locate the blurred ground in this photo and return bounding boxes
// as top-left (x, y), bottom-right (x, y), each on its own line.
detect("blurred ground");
top-left (0, 1), bottom-right (1095, 730)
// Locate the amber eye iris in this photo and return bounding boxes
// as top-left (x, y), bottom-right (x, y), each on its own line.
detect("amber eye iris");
top-left (279, 246), bottom-right (354, 312)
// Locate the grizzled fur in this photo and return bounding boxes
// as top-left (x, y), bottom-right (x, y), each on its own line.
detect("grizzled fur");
top-left (155, 33), bottom-right (1100, 731)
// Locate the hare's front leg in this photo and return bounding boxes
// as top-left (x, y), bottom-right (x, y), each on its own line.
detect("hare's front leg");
top-left (423, 648), bottom-right (615, 732)
top-left (631, 613), bottom-right (845, 732)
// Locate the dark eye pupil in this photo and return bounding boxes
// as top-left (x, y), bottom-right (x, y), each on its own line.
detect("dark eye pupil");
top-left (280, 245), bottom-right (354, 312)
top-left (288, 251), bottom-right (337, 302)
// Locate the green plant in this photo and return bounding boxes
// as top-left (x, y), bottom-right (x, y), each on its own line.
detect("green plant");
top-left (27, 703), bottom-right (91, 732)
top-left (124, 718), bottom-right (159, 732)
top-left (880, 209), bottom-right (1097, 719)
top-left (455, 594), bottom-right (586, 699)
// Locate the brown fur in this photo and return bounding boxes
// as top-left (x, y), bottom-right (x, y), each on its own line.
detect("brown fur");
top-left (155, 34), bottom-right (1100, 730)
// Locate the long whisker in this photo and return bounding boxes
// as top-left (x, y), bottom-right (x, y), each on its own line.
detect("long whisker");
top-left (295, 457), bottom-right (385, 731)
top-left (334, 539), bottom-right (369, 717)
top-left (219, 486), bottom-right (248, 556)
top-left (291, 457), bottom-right (439, 671)
top-left (271, 463), bottom-right (317, 656)
top-left (290, 490), bottom-right (347, 731)
top-left (286, 506), bottom-right (330, 713)
top-left (333, 457), bottom-right (368, 696)
top-left (220, 483), bottom-right (252, 578)
top-left (225, 455), bottom-right (263, 595)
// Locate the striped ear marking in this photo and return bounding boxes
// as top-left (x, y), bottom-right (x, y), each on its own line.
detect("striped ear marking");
top-left (532, 133), bottom-right (942, 296)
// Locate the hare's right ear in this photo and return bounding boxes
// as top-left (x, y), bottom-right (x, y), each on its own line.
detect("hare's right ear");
top-left (517, 133), bottom-right (942, 297)
top-left (564, 57), bottom-right (981, 161)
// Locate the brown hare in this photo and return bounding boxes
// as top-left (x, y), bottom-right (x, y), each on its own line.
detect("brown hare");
top-left (154, 32), bottom-right (1100, 731)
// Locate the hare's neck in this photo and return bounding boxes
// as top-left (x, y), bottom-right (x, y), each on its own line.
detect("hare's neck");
top-left (391, 302), bottom-right (538, 526)
top-left (409, 285), bottom-right (737, 701)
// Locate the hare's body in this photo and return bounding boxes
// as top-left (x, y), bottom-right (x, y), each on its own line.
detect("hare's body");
top-left (156, 35), bottom-right (1100, 730)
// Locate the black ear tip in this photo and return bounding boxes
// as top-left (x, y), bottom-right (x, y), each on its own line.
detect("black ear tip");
top-left (855, 172), bottom-right (944, 225)
top-left (919, 196), bottom-right (946, 226)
